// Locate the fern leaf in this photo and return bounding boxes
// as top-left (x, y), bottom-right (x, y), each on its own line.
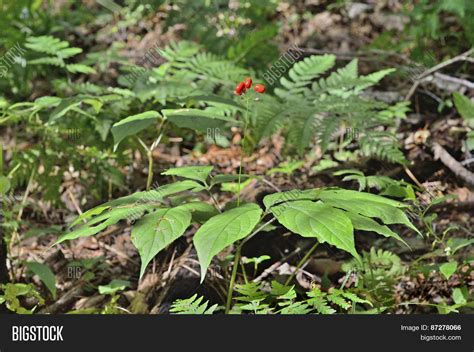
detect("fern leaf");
top-left (275, 54), bottom-right (336, 98)
top-left (170, 294), bottom-right (217, 314)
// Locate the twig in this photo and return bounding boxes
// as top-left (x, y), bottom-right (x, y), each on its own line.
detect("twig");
top-left (461, 157), bottom-right (474, 166)
top-left (284, 241), bottom-right (318, 286)
top-left (403, 166), bottom-right (425, 190)
top-left (405, 49), bottom-right (474, 101)
top-left (67, 189), bottom-right (84, 218)
top-left (432, 72), bottom-right (474, 90)
top-left (253, 241), bottom-right (316, 282)
top-left (262, 178), bottom-right (282, 192)
top-left (39, 283), bottom-right (85, 314)
top-left (432, 142), bottom-right (474, 186)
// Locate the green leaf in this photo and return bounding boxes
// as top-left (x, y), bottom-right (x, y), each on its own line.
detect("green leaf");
top-left (263, 189), bottom-right (321, 209)
top-left (26, 262), bottom-right (56, 299)
top-left (271, 200), bottom-right (359, 259)
top-left (56, 204), bottom-right (152, 244)
top-left (452, 288), bottom-right (467, 305)
top-left (193, 203), bottom-right (262, 281)
top-left (176, 202), bottom-right (218, 223)
top-left (318, 189), bottom-right (419, 234)
top-left (319, 188), bottom-right (407, 208)
top-left (453, 92), bottom-right (474, 120)
top-left (446, 238), bottom-right (474, 255)
top-left (345, 211), bottom-right (409, 247)
top-left (70, 180), bottom-right (202, 226)
top-left (209, 174), bottom-right (255, 188)
top-left (220, 178), bottom-right (254, 194)
top-left (162, 108), bottom-right (239, 133)
top-left (66, 64), bottom-right (96, 74)
top-left (267, 161), bottom-right (304, 175)
top-left (112, 111), bottom-right (160, 151)
top-left (440, 261), bottom-right (457, 280)
top-left (162, 165), bottom-right (213, 183)
top-left (170, 294), bottom-right (218, 314)
top-left (98, 279), bottom-right (130, 295)
top-left (132, 207), bottom-right (192, 278)
top-left (0, 176), bottom-right (11, 194)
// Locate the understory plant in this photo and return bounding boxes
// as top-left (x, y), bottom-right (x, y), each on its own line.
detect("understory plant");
top-left (171, 281), bottom-right (373, 315)
top-left (55, 165), bottom-right (419, 313)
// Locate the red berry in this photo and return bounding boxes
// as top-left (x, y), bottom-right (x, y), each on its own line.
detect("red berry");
top-left (244, 77), bottom-right (252, 89)
top-left (254, 84), bottom-right (265, 93)
top-left (235, 81), bottom-right (245, 95)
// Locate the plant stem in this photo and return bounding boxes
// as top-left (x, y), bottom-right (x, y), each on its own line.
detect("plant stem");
top-left (237, 97), bottom-right (250, 207)
top-left (227, 97), bottom-right (252, 313)
top-left (146, 150), bottom-right (153, 191)
top-left (225, 242), bottom-right (242, 314)
top-left (204, 183), bottom-right (222, 213)
top-left (242, 217), bottom-right (276, 245)
top-left (0, 143), bottom-right (3, 172)
top-left (224, 215), bottom-right (275, 313)
top-left (0, 144), bottom-right (8, 291)
top-left (137, 137), bottom-right (154, 191)
top-left (284, 241), bottom-right (318, 286)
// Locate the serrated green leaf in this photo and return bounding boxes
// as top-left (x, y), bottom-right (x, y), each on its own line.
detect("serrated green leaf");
top-left (193, 203), bottom-right (262, 281)
top-left (56, 205), bottom-right (151, 244)
top-left (132, 207), bottom-right (192, 279)
top-left (162, 165), bottom-right (213, 183)
top-left (318, 189), bottom-right (419, 234)
top-left (70, 180), bottom-right (203, 227)
top-left (345, 211), bottom-right (408, 247)
top-left (271, 200), bottom-right (359, 259)
top-left (263, 189), bottom-right (321, 209)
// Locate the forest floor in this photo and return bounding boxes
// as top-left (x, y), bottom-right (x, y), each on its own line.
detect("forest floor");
top-left (2, 1), bottom-right (473, 314)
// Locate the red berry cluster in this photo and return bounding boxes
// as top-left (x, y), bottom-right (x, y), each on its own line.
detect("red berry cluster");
top-left (234, 77), bottom-right (265, 95)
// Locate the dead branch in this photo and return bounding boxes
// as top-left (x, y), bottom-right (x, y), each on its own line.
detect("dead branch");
top-left (405, 49), bottom-right (474, 101)
top-left (432, 142), bottom-right (474, 187)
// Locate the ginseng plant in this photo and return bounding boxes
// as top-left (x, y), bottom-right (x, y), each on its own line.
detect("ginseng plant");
top-left (55, 79), bottom-right (419, 314)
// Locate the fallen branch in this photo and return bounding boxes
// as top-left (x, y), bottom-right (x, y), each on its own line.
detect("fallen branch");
top-left (39, 283), bottom-right (85, 314)
top-left (405, 49), bottom-right (474, 101)
top-left (432, 142), bottom-right (474, 187)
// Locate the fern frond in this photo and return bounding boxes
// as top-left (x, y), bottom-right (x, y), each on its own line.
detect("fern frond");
top-left (170, 294), bottom-right (218, 314)
top-left (25, 36), bottom-right (94, 75)
top-left (25, 36), bottom-right (70, 56)
top-left (275, 54), bottom-right (335, 99)
top-left (234, 282), bottom-right (267, 302)
top-left (359, 132), bottom-right (406, 164)
top-left (326, 293), bottom-right (351, 310)
top-left (28, 57), bottom-right (65, 67)
top-left (306, 288), bottom-right (336, 314)
top-left (312, 59), bottom-right (394, 97)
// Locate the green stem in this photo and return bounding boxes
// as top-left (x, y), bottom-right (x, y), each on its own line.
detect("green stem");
top-left (146, 150), bottom-right (153, 191)
top-left (225, 243), bottom-right (242, 314)
top-left (284, 241), bottom-right (319, 286)
top-left (0, 143), bottom-right (3, 173)
top-left (237, 97), bottom-right (250, 207)
top-left (240, 261), bottom-right (248, 284)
